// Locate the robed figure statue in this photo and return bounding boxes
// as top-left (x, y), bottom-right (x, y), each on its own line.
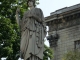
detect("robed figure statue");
top-left (16, 0), bottom-right (46, 60)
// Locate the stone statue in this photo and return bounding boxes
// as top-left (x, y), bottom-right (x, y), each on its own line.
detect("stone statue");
top-left (16, 0), bottom-right (46, 60)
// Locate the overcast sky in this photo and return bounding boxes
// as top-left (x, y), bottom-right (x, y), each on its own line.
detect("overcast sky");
top-left (37, 0), bottom-right (80, 17)
top-left (37, 0), bottom-right (80, 47)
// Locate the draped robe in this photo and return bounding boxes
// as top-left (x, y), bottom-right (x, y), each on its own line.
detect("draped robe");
top-left (20, 8), bottom-right (46, 60)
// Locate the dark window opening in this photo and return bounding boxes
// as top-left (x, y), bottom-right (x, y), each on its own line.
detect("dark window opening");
top-left (74, 40), bottom-right (80, 50)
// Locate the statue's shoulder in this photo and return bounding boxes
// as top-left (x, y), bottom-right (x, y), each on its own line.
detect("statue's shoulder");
top-left (35, 8), bottom-right (42, 11)
top-left (34, 8), bottom-right (43, 14)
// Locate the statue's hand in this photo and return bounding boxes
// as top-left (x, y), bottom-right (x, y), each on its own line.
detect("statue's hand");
top-left (16, 8), bottom-right (20, 14)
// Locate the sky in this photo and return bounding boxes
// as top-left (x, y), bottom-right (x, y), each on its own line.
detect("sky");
top-left (37, 0), bottom-right (80, 47)
top-left (37, 0), bottom-right (80, 17)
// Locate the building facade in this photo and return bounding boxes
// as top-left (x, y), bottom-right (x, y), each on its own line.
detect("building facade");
top-left (45, 4), bottom-right (80, 60)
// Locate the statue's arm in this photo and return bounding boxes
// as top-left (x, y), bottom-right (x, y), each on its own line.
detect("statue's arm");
top-left (16, 8), bottom-right (21, 26)
top-left (38, 8), bottom-right (46, 27)
top-left (28, 14), bottom-right (42, 23)
top-left (32, 15), bottom-right (42, 23)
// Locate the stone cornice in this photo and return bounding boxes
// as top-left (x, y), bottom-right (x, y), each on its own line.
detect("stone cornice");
top-left (45, 8), bottom-right (80, 23)
top-left (45, 4), bottom-right (80, 32)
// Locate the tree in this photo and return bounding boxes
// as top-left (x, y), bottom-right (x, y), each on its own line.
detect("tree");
top-left (43, 45), bottom-right (53, 60)
top-left (62, 50), bottom-right (80, 60)
top-left (0, 15), bottom-right (20, 60)
top-left (0, 0), bottom-right (26, 60)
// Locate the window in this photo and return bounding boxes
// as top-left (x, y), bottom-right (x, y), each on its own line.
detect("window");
top-left (74, 40), bottom-right (80, 49)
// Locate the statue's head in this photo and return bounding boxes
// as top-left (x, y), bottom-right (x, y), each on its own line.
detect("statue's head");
top-left (27, 0), bottom-right (35, 7)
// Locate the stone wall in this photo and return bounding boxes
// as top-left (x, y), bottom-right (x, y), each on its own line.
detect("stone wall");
top-left (50, 24), bottom-right (80, 60)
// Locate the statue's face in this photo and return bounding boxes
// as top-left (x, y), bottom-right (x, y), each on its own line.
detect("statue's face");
top-left (28, 1), bottom-right (34, 7)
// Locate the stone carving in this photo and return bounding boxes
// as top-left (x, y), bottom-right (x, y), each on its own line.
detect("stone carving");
top-left (16, 0), bottom-right (46, 60)
top-left (47, 32), bottom-right (59, 47)
top-left (49, 17), bottom-right (80, 32)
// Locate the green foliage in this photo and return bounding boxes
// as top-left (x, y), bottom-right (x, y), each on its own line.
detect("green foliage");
top-left (43, 45), bottom-right (53, 60)
top-left (0, 16), bottom-right (20, 60)
top-left (0, 0), bottom-right (22, 60)
top-left (62, 50), bottom-right (80, 60)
